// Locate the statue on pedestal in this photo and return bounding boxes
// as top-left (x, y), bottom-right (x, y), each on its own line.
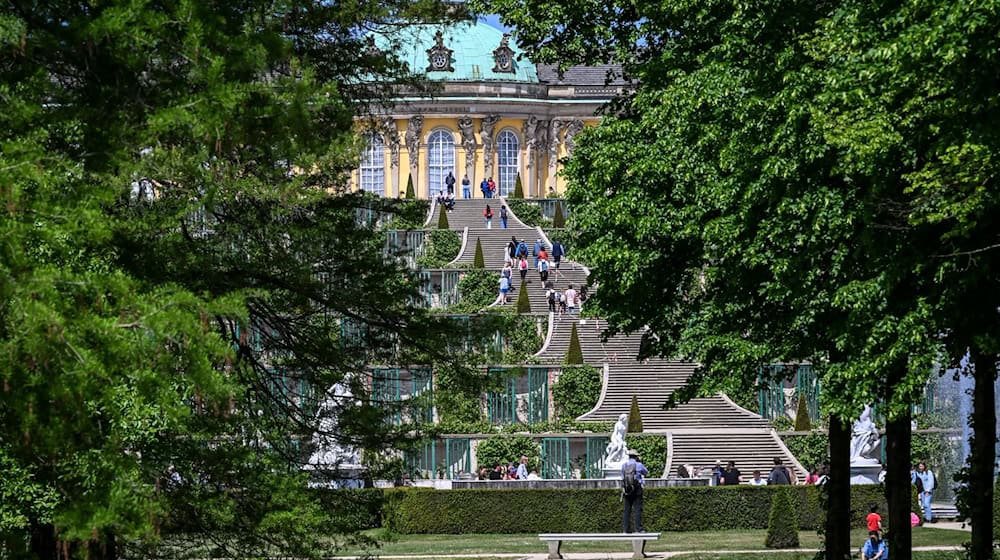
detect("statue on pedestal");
top-left (604, 413), bottom-right (628, 468)
top-left (850, 404), bottom-right (880, 464)
top-left (308, 383), bottom-right (360, 469)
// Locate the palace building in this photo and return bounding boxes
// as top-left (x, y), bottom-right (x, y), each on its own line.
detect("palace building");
top-left (353, 20), bottom-right (625, 199)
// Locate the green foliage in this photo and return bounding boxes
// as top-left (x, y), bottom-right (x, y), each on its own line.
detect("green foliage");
top-left (416, 229), bottom-right (462, 268)
top-left (475, 434), bottom-right (541, 471)
top-left (387, 200), bottom-right (431, 230)
top-left (515, 281), bottom-right (531, 314)
top-left (506, 199), bottom-right (545, 227)
top-left (627, 396), bottom-right (643, 433)
top-left (793, 395), bottom-right (812, 432)
top-left (444, 268), bottom-right (495, 314)
top-left (405, 173), bottom-right (415, 199)
top-left (781, 432), bottom-right (829, 472)
top-left (473, 238), bottom-right (486, 269)
top-left (624, 434), bottom-right (667, 477)
top-left (388, 484), bottom-right (892, 533)
top-left (565, 323), bottom-right (584, 364)
top-left (513, 173), bottom-right (524, 198)
top-left (765, 488), bottom-right (800, 549)
top-left (552, 202), bottom-right (566, 228)
top-left (993, 475), bottom-right (999, 538)
top-left (437, 206), bottom-right (450, 229)
top-left (551, 365), bottom-right (602, 420)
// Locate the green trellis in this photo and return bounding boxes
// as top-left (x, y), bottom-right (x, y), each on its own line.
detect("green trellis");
top-left (340, 317), bottom-right (367, 349)
top-left (585, 436), bottom-right (609, 479)
top-left (445, 438), bottom-right (471, 479)
top-left (526, 367), bottom-right (550, 425)
top-left (372, 367), bottom-right (402, 425)
top-left (486, 367), bottom-right (550, 426)
top-left (405, 439), bottom-right (436, 480)
top-left (487, 367), bottom-right (517, 425)
top-left (758, 364), bottom-right (820, 421)
top-left (411, 367), bottom-right (434, 423)
top-left (541, 437), bottom-right (571, 479)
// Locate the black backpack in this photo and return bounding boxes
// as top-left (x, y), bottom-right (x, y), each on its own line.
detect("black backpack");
top-left (623, 462), bottom-right (639, 496)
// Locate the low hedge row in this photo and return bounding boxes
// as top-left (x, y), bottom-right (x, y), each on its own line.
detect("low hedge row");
top-left (384, 485), bottom-right (905, 534)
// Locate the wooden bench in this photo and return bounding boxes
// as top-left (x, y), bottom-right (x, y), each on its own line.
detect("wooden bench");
top-left (538, 533), bottom-right (661, 559)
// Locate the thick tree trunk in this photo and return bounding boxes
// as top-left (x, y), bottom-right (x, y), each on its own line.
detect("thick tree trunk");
top-left (30, 523), bottom-right (57, 560)
top-left (885, 364), bottom-right (912, 560)
top-left (969, 350), bottom-right (997, 560)
top-left (825, 415), bottom-right (852, 560)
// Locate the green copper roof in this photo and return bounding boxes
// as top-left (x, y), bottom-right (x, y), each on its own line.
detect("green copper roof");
top-left (377, 21), bottom-right (538, 83)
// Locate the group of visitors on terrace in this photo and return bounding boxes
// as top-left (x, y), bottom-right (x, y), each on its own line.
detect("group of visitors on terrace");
top-left (497, 234), bottom-right (576, 309)
top-left (476, 455), bottom-right (540, 480)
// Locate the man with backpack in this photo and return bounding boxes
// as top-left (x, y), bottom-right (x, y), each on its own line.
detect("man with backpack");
top-left (621, 449), bottom-right (649, 533)
top-left (767, 457), bottom-right (793, 485)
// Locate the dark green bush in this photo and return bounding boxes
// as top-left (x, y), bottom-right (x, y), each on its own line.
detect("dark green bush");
top-left (444, 268), bottom-right (495, 314)
top-left (437, 205), bottom-right (450, 229)
top-left (627, 395), bottom-right (643, 433)
top-left (765, 487), bottom-right (800, 548)
top-left (793, 394), bottom-right (811, 432)
top-left (473, 237), bottom-right (485, 269)
top-left (405, 173), bottom-right (415, 199)
top-left (552, 202), bottom-right (565, 228)
top-left (475, 434), bottom-right (541, 472)
top-left (993, 475), bottom-right (999, 539)
top-left (507, 199), bottom-right (543, 227)
top-left (515, 281), bottom-right (531, 313)
top-left (513, 173), bottom-right (523, 198)
top-left (387, 484), bottom-right (892, 534)
top-left (624, 434), bottom-right (667, 477)
top-left (565, 323), bottom-right (583, 364)
top-left (552, 365), bottom-right (601, 420)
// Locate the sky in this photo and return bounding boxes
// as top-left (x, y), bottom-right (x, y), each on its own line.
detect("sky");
top-left (479, 14), bottom-right (511, 33)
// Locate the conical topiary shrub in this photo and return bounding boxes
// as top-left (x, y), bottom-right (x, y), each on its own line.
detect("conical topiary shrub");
top-left (473, 238), bottom-right (485, 269)
top-left (565, 322), bottom-right (583, 364)
top-left (552, 202), bottom-right (565, 228)
top-left (515, 282), bottom-right (531, 313)
top-left (765, 488), bottom-right (800, 549)
top-left (405, 173), bottom-right (415, 199)
top-left (437, 205), bottom-right (450, 229)
top-left (627, 396), bottom-right (643, 433)
top-left (794, 394), bottom-right (811, 432)
top-left (513, 173), bottom-right (524, 198)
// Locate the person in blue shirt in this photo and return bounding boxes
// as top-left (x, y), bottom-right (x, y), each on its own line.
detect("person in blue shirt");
top-left (621, 449), bottom-right (649, 533)
top-left (861, 531), bottom-right (888, 560)
top-left (914, 462), bottom-right (936, 522)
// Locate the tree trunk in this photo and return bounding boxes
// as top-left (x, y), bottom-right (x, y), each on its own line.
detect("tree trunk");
top-left (30, 523), bottom-right (57, 560)
top-left (968, 349), bottom-right (996, 560)
top-left (885, 365), bottom-right (912, 560)
top-left (825, 415), bottom-right (852, 560)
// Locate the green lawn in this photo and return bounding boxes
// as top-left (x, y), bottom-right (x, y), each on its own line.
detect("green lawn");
top-left (331, 527), bottom-right (968, 556)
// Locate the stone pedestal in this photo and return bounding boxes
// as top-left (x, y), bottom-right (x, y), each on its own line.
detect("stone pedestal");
top-left (604, 466), bottom-right (624, 480)
top-left (850, 462), bottom-right (882, 485)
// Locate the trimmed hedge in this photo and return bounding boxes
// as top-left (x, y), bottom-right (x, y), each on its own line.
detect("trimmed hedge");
top-left (765, 487), bottom-right (799, 548)
top-left (386, 485), bottom-right (896, 534)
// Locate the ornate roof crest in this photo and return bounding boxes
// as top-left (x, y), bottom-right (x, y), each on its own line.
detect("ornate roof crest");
top-left (492, 33), bottom-right (515, 73)
top-left (426, 30), bottom-right (454, 72)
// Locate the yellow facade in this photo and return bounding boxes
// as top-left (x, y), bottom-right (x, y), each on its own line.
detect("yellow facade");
top-left (352, 116), bottom-right (600, 199)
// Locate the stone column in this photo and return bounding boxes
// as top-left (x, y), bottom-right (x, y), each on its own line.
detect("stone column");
top-left (405, 116), bottom-right (423, 197)
top-left (480, 114), bottom-right (500, 187)
top-left (546, 119), bottom-right (565, 197)
top-left (381, 117), bottom-right (401, 197)
top-left (459, 116), bottom-right (476, 187)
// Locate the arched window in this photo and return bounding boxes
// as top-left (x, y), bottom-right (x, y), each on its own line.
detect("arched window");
top-left (359, 133), bottom-right (385, 196)
top-left (427, 129), bottom-right (455, 196)
top-left (497, 130), bottom-right (520, 197)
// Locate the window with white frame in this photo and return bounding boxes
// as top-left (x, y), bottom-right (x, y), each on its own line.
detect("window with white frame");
top-left (427, 129), bottom-right (455, 196)
top-left (359, 133), bottom-right (385, 196)
top-left (497, 129), bottom-right (519, 196)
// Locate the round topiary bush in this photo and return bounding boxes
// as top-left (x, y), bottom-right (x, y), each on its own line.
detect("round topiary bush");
top-left (765, 487), bottom-right (800, 549)
top-left (552, 365), bottom-right (602, 420)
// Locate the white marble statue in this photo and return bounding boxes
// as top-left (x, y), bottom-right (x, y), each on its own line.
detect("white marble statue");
top-left (307, 383), bottom-right (360, 469)
top-left (850, 404), bottom-right (881, 463)
top-left (604, 413), bottom-right (628, 467)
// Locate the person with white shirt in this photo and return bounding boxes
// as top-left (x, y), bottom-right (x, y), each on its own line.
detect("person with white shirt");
top-left (748, 470), bottom-right (767, 486)
top-left (565, 285), bottom-right (578, 313)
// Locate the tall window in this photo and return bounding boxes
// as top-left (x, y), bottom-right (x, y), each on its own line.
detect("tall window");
top-left (497, 130), bottom-right (519, 196)
top-left (427, 129), bottom-right (455, 196)
top-left (359, 133), bottom-right (385, 196)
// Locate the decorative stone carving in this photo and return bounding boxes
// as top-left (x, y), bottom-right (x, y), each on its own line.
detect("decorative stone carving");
top-left (604, 413), bottom-right (628, 468)
top-left (492, 33), bottom-right (516, 73)
top-left (522, 116), bottom-right (539, 149)
top-left (458, 116), bottom-right (476, 160)
top-left (480, 114), bottom-right (501, 177)
top-left (563, 119), bottom-right (585, 154)
top-left (381, 117), bottom-right (400, 169)
top-left (405, 116), bottom-right (423, 170)
top-left (548, 119), bottom-right (565, 167)
top-left (425, 30), bottom-right (454, 73)
top-left (850, 404), bottom-right (881, 464)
